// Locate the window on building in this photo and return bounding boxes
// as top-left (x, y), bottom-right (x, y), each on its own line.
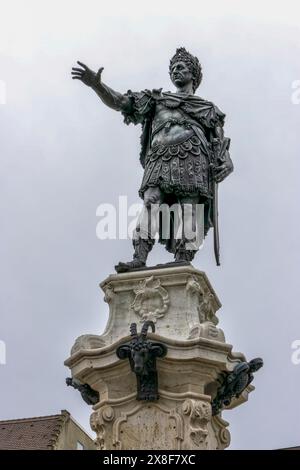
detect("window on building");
top-left (76, 441), bottom-right (84, 450)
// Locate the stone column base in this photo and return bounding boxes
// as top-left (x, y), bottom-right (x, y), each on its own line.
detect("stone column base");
top-left (65, 265), bottom-right (255, 450)
top-left (90, 394), bottom-right (230, 450)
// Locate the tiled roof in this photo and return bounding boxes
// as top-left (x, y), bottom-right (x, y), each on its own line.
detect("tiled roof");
top-left (282, 446), bottom-right (300, 450)
top-left (0, 410), bottom-right (69, 450)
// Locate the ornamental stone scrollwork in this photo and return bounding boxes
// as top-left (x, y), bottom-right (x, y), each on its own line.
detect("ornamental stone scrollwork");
top-left (103, 283), bottom-right (115, 304)
top-left (211, 415), bottom-right (231, 449)
top-left (186, 275), bottom-right (203, 298)
top-left (188, 322), bottom-right (225, 342)
top-left (131, 276), bottom-right (169, 323)
top-left (182, 399), bottom-right (212, 449)
top-left (200, 292), bottom-right (217, 325)
top-left (70, 334), bottom-right (106, 355)
top-left (90, 406), bottom-right (115, 450)
top-left (186, 276), bottom-right (217, 324)
top-left (112, 403), bottom-right (183, 450)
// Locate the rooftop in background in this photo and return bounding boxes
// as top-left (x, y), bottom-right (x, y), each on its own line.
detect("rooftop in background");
top-left (0, 410), bottom-right (95, 450)
top-left (281, 446), bottom-right (300, 450)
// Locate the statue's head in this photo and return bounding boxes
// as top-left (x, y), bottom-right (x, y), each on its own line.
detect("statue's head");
top-left (249, 357), bottom-right (264, 372)
top-left (169, 47), bottom-right (202, 93)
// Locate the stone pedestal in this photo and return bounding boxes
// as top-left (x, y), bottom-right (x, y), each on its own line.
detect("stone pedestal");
top-left (65, 265), bottom-right (254, 450)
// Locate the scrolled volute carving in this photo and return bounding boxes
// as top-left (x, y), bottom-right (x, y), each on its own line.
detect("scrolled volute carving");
top-left (182, 399), bottom-right (212, 448)
top-left (90, 406), bottom-right (115, 450)
top-left (70, 334), bottom-right (106, 355)
top-left (186, 275), bottom-right (218, 325)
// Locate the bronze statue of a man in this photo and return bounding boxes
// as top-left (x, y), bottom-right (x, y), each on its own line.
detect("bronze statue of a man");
top-left (72, 48), bottom-right (233, 271)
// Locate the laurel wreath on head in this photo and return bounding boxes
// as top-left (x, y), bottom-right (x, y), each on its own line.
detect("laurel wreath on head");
top-left (169, 47), bottom-right (202, 93)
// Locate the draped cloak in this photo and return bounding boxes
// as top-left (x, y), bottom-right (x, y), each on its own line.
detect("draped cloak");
top-left (121, 89), bottom-right (229, 253)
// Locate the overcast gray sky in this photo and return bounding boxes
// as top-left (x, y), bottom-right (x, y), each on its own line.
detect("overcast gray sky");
top-left (1, 0), bottom-right (300, 449)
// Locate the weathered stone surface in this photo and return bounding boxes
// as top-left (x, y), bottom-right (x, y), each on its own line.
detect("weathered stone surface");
top-left (99, 265), bottom-right (224, 344)
top-left (89, 394), bottom-right (231, 450)
top-left (70, 334), bottom-right (106, 355)
top-left (65, 265), bottom-right (253, 450)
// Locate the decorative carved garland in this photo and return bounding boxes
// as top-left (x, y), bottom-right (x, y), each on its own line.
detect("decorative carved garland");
top-left (131, 276), bottom-right (169, 323)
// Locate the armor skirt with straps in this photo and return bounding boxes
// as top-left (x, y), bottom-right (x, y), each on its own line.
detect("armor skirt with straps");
top-left (139, 133), bottom-right (212, 199)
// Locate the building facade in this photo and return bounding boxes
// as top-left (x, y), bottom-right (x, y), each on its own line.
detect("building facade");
top-left (0, 410), bottom-right (95, 450)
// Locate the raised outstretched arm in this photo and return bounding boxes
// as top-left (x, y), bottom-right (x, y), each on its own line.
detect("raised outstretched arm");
top-left (71, 61), bottom-right (131, 113)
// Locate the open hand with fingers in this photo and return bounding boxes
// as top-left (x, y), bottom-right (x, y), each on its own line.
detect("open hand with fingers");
top-left (71, 61), bottom-right (104, 88)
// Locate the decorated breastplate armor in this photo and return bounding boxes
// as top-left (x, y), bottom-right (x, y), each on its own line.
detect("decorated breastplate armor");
top-left (139, 101), bottom-right (211, 198)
